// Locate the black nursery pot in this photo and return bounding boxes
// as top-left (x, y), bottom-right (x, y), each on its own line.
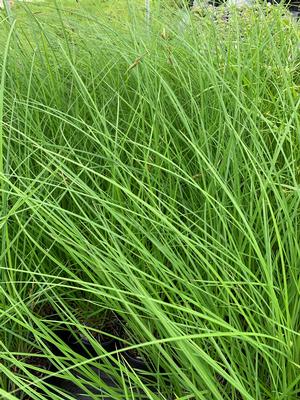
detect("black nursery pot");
top-left (65, 312), bottom-right (124, 357)
top-left (46, 325), bottom-right (72, 356)
top-left (42, 310), bottom-right (124, 360)
top-left (66, 330), bottom-right (119, 358)
top-left (122, 348), bottom-right (151, 372)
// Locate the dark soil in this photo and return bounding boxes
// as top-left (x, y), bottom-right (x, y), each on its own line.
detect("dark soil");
top-left (25, 355), bottom-right (51, 378)
top-left (12, 351), bottom-right (51, 380)
top-left (35, 302), bottom-right (58, 320)
top-left (11, 351), bottom-right (52, 400)
top-left (77, 312), bottom-right (124, 344)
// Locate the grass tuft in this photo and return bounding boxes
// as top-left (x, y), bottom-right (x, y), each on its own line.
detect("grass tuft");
top-left (0, 1), bottom-right (299, 399)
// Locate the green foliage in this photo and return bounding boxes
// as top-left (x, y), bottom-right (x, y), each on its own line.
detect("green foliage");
top-left (0, 2), bottom-right (300, 399)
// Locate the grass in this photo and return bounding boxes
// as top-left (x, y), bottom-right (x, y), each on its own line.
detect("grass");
top-left (0, 1), bottom-right (300, 399)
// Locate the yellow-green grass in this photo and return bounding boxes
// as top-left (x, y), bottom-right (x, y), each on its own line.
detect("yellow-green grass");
top-left (0, 2), bottom-right (300, 400)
